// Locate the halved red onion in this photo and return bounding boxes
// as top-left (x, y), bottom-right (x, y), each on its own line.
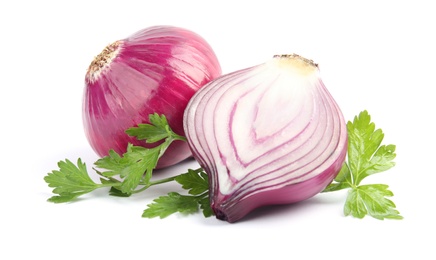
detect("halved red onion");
top-left (183, 54), bottom-right (347, 222)
top-left (83, 26), bottom-right (221, 168)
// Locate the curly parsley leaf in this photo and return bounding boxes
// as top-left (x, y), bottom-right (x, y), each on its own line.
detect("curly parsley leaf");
top-left (323, 110), bottom-right (402, 220)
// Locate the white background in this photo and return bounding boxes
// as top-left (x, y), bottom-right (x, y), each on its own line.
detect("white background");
top-left (1, 0), bottom-right (435, 259)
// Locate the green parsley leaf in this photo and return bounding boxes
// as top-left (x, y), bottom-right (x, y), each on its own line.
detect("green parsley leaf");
top-left (142, 168), bottom-right (213, 219)
top-left (198, 196), bottom-right (213, 217)
top-left (346, 110), bottom-right (396, 185)
top-left (92, 149), bottom-right (125, 177)
top-left (142, 192), bottom-right (200, 218)
top-left (344, 184), bottom-right (402, 220)
top-left (126, 113), bottom-right (186, 143)
top-left (108, 187), bottom-right (131, 197)
top-left (95, 144), bottom-right (160, 194)
top-left (175, 168), bottom-right (209, 195)
top-left (323, 110), bottom-right (402, 220)
top-left (44, 159), bottom-right (101, 203)
top-left (126, 113), bottom-right (171, 143)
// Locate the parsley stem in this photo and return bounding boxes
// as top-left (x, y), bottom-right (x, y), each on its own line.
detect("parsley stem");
top-left (133, 167), bottom-right (205, 194)
top-left (132, 176), bottom-right (178, 194)
top-left (174, 135), bottom-right (187, 142)
top-left (194, 191), bottom-right (209, 199)
top-left (148, 176), bottom-right (178, 186)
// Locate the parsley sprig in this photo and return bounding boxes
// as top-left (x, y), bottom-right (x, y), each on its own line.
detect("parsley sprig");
top-left (45, 113), bottom-right (212, 217)
top-left (323, 110), bottom-right (402, 220)
top-left (45, 110), bottom-right (401, 220)
top-left (46, 114), bottom-right (175, 198)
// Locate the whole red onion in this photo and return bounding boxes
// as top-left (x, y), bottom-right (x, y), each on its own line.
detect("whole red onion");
top-left (83, 26), bottom-right (221, 168)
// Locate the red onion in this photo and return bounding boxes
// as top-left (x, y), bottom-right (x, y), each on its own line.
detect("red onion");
top-left (83, 26), bottom-right (221, 168)
top-left (183, 54), bottom-right (347, 222)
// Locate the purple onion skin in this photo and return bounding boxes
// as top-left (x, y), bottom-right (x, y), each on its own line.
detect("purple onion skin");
top-left (83, 26), bottom-right (221, 168)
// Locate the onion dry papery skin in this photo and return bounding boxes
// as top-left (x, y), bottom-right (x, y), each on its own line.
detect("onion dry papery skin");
top-left (183, 54), bottom-right (347, 222)
top-left (83, 26), bottom-right (221, 169)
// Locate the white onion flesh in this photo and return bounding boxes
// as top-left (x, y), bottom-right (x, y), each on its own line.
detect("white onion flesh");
top-left (183, 54), bottom-right (347, 222)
